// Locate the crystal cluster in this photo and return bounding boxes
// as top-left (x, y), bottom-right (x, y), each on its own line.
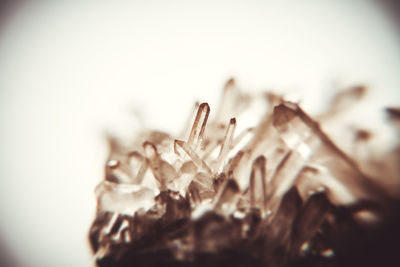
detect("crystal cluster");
top-left (89, 79), bottom-right (400, 267)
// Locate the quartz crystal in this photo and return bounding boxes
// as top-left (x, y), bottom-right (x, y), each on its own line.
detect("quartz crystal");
top-left (89, 79), bottom-right (400, 267)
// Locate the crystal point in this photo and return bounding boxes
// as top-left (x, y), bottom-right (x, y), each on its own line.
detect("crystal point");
top-left (215, 117), bottom-right (237, 172)
top-left (187, 102), bottom-right (210, 151)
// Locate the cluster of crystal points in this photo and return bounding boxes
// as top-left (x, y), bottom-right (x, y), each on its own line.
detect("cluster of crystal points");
top-left (89, 79), bottom-right (399, 267)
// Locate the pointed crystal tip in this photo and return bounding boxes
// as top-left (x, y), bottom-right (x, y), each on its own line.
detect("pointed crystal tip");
top-left (272, 102), bottom-right (298, 128)
top-left (225, 78), bottom-right (235, 89)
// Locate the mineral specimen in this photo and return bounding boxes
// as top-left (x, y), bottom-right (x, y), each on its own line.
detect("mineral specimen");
top-left (89, 79), bottom-right (400, 267)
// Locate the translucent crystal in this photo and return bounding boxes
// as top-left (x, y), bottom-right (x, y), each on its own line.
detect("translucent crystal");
top-left (95, 181), bottom-right (155, 215)
top-left (318, 85), bottom-right (366, 120)
top-left (273, 102), bottom-right (388, 205)
top-left (105, 159), bottom-right (133, 184)
top-left (187, 102), bottom-right (210, 151)
top-left (265, 186), bottom-right (302, 265)
top-left (290, 191), bottom-right (332, 254)
top-left (249, 156), bottom-right (267, 211)
top-left (89, 79), bottom-right (398, 267)
top-left (174, 139), bottom-right (212, 174)
top-left (214, 118), bottom-right (236, 173)
top-left (143, 141), bottom-right (177, 190)
top-left (127, 151), bottom-right (148, 184)
top-left (213, 179), bottom-right (240, 216)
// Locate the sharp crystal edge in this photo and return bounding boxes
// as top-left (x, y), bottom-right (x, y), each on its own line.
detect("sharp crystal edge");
top-left (89, 79), bottom-right (400, 267)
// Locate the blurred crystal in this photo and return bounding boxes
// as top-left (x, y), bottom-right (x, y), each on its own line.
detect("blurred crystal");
top-left (318, 85), bottom-right (366, 120)
top-left (290, 191), bottom-right (332, 254)
top-left (214, 118), bottom-right (236, 172)
top-left (273, 102), bottom-right (389, 205)
top-left (213, 179), bottom-right (240, 216)
top-left (95, 181), bottom-right (155, 215)
top-left (249, 156), bottom-right (267, 211)
top-left (264, 186), bottom-right (303, 266)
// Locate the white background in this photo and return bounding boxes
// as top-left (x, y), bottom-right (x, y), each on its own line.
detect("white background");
top-left (0, 1), bottom-right (399, 266)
